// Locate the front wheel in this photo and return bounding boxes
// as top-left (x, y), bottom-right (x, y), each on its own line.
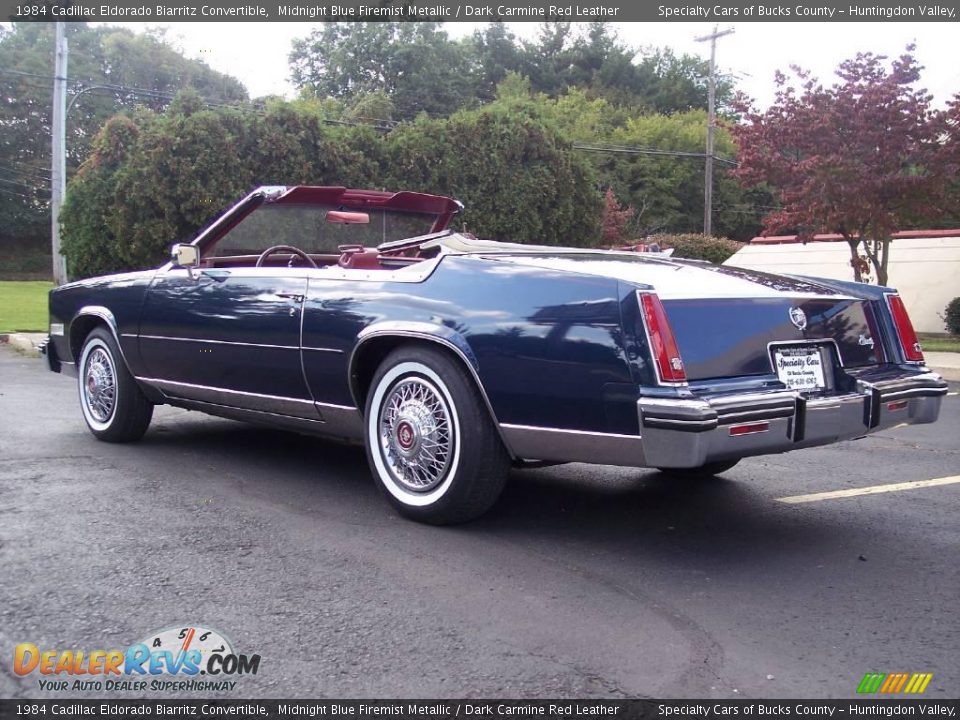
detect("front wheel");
top-left (656, 459), bottom-right (739, 479)
top-left (364, 345), bottom-right (510, 525)
top-left (78, 327), bottom-right (153, 442)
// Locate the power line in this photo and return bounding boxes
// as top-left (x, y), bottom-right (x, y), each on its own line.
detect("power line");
top-left (0, 186), bottom-right (46, 200)
top-left (573, 142), bottom-right (738, 166)
top-left (0, 176), bottom-right (49, 193)
top-left (0, 163), bottom-right (52, 181)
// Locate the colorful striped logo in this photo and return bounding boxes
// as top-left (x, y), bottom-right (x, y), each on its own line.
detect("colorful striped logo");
top-left (857, 672), bottom-right (933, 694)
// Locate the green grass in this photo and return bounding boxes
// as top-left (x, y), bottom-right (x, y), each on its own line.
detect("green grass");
top-left (0, 281), bottom-right (53, 333)
top-left (918, 334), bottom-right (960, 353)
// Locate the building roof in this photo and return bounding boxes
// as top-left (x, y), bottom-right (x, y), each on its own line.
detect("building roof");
top-left (750, 229), bottom-right (960, 245)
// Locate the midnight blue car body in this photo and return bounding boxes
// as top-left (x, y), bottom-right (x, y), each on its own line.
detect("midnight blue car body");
top-left (43, 186), bottom-right (949, 523)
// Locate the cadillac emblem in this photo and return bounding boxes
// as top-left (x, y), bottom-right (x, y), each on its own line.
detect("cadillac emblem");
top-left (788, 306), bottom-right (808, 330)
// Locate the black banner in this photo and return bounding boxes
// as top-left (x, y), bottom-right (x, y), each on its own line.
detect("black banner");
top-left (1, 700), bottom-right (959, 720)
top-left (3, 0), bottom-right (959, 23)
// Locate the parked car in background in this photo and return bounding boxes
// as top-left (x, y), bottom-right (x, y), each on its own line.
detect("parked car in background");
top-left (42, 186), bottom-right (949, 523)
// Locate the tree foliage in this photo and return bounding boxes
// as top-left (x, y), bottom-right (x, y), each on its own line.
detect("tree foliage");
top-left (732, 46), bottom-right (960, 285)
top-left (385, 104), bottom-right (600, 245)
top-left (650, 233), bottom-right (743, 264)
top-left (61, 95), bottom-right (602, 277)
top-left (289, 21), bottom-right (732, 120)
top-left (0, 22), bottom-right (248, 255)
top-left (289, 23), bottom-right (477, 119)
top-left (600, 188), bottom-right (635, 245)
top-left (61, 97), bottom-right (373, 277)
top-left (945, 297), bottom-right (960, 336)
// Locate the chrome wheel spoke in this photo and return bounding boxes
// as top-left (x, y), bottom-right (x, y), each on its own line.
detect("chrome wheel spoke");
top-left (83, 347), bottom-right (117, 423)
top-left (379, 376), bottom-right (454, 493)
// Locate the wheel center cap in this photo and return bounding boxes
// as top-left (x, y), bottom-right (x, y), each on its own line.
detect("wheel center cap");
top-left (396, 421), bottom-right (416, 450)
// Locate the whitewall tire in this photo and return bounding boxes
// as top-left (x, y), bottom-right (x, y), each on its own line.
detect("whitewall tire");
top-left (364, 345), bottom-right (509, 524)
top-left (78, 327), bottom-right (153, 442)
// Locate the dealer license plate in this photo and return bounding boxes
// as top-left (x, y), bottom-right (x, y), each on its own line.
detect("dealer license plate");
top-left (773, 346), bottom-right (826, 392)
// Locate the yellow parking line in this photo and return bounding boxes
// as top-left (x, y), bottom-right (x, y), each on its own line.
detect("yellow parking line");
top-left (777, 475), bottom-right (960, 504)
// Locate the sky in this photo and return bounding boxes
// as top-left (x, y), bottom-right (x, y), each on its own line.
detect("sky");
top-left (94, 21), bottom-right (960, 109)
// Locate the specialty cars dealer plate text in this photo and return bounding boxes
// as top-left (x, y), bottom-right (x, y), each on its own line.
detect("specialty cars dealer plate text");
top-left (774, 346), bottom-right (826, 391)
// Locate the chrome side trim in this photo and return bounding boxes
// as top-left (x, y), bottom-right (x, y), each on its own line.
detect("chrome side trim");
top-left (128, 333), bottom-right (343, 354)
top-left (500, 424), bottom-right (643, 466)
top-left (137, 334), bottom-right (299, 350)
top-left (349, 323), bottom-right (516, 458)
top-left (314, 401), bottom-right (364, 439)
top-left (165, 398), bottom-right (332, 437)
top-left (137, 377), bottom-right (321, 421)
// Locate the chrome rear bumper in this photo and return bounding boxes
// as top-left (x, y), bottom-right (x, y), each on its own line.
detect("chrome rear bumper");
top-left (502, 371), bottom-right (948, 468)
top-left (638, 371), bottom-right (948, 468)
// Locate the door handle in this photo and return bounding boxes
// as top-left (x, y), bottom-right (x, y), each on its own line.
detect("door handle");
top-left (276, 292), bottom-right (304, 302)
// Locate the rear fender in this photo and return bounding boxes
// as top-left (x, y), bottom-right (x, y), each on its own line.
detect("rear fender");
top-left (348, 321), bottom-right (515, 458)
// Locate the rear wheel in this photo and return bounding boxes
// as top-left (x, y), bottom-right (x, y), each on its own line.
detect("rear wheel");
top-left (78, 327), bottom-right (153, 442)
top-left (656, 459), bottom-right (739, 479)
top-left (364, 345), bottom-right (509, 525)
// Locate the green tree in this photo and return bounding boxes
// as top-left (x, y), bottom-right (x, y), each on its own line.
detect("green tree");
top-left (384, 104), bottom-right (600, 246)
top-left (61, 94), bottom-right (376, 278)
top-left (0, 23), bottom-right (248, 269)
top-left (471, 22), bottom-right (527, 102)
top-left (289, 22), bottom-right (476, 120)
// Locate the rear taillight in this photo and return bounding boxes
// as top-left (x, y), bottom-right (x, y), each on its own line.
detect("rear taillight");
top-left (638, 291), bottom-right (687, 383)
top-left (886, 294), bottom-right (924, 363)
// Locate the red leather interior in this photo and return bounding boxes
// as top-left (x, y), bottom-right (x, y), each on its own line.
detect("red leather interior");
top-left (338, 247), bottom-right (383, 270)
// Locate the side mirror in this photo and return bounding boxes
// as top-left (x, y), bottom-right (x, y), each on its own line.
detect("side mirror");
top-left (170, 243), bottom-right (200, 279)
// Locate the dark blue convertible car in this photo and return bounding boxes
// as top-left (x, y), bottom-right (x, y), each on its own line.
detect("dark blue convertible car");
top-left (43, 186), bottom-right (948, 523)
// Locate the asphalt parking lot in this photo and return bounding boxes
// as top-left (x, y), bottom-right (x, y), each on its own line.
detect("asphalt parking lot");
top-left (0, 346), bottom-right (957, 700)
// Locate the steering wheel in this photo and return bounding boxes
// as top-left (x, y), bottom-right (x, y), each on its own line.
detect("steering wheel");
top-left (255, 245), bottom-right (318, 269)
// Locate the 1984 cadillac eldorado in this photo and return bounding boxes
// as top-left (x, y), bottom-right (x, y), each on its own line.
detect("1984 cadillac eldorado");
top-left (42, 186), bottom-right (948, 523)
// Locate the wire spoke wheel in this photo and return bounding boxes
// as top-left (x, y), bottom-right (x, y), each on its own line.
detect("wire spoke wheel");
top-left (77, 328), bottom-right (153, 443)
top-left (82, 346), bottom-right (117, 424)
top-left (378, 376), bottom-right (454, 493)
top-left (365, 347), bottom-right (509, 524)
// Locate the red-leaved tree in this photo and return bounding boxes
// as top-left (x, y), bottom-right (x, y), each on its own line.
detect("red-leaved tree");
top-left (732, 46), bottom-right (960, 285)
top-left (600, 188), bottom-right (636, 246)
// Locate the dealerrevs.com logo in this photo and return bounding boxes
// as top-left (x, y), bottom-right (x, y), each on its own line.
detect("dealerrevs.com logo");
top-left (14, 625), bottom-right (261, 693)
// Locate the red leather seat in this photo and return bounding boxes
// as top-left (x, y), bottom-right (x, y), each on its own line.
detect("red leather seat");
top-left (338, 247), bottom-right (382, 270)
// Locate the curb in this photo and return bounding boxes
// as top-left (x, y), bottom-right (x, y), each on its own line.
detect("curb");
top-left (935, 367), bottom-right (960, 382)
top-left (0, 333), bottom-right (43, 358)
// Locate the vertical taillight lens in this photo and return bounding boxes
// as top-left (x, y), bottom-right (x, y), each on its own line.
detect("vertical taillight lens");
top-left (886, 294), bottom-right (924, 363)
top-left (638, 291), bottom-right (687, 383)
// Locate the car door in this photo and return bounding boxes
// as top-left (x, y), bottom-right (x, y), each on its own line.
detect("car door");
top-left (136, 265), bottom-right (319, 420)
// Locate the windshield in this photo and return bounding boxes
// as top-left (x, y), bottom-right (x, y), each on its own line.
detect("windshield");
top-left (209, 203), bottom-right (440, 258)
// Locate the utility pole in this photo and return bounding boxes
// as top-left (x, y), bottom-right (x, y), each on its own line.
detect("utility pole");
top-left (695, 25), bottom-right (733, 238)
top-left (51, 21), bottom-right (69, 285)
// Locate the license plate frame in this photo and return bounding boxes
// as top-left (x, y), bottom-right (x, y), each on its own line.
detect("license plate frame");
top-left (772, 345), bottom-right (828, 392)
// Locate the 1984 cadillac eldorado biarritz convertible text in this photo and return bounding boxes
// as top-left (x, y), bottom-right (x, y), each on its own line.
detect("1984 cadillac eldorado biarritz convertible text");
top-left (42, 186), bottom-right (948, 523)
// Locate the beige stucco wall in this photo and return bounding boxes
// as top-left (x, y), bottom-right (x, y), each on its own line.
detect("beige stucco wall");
top-left (724, 236), bottom-right (960, 333)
